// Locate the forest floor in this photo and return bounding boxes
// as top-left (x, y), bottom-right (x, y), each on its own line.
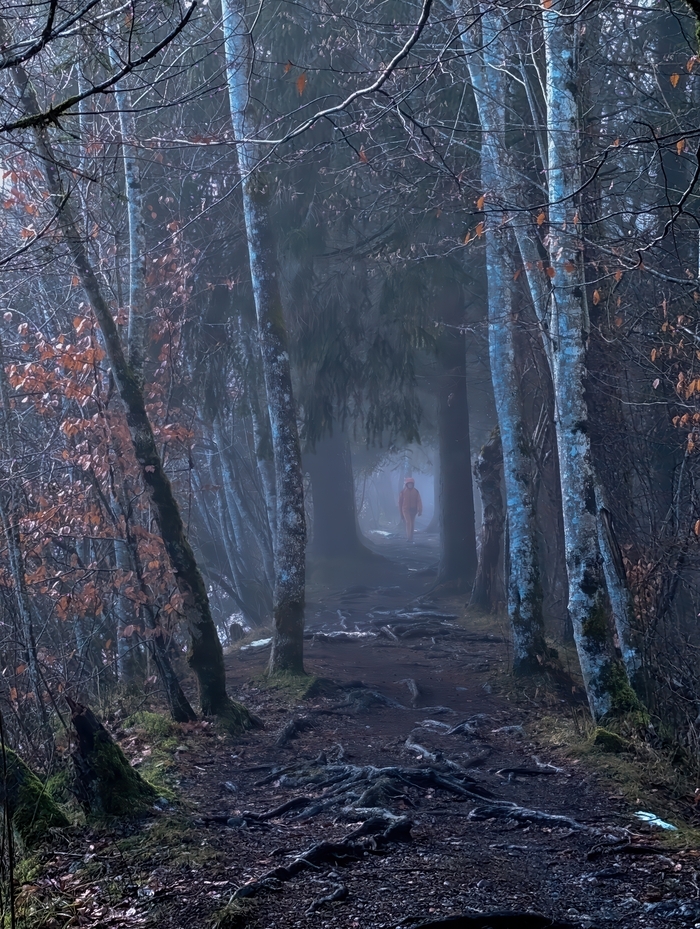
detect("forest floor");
top-left (17, 534), bottom-right (700, 929)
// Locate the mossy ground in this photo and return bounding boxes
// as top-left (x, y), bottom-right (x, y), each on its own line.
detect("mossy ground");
top-left (254, 669), bottom-right (323, 702)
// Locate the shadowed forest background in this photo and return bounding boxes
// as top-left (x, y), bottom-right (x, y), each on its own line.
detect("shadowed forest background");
top-left (2, 0), bottom-right (700, 926)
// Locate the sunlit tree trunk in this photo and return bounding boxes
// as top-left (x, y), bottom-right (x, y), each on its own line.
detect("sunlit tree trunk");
top-left (221, 0), bottom-right (306, 675)
top-left (463, 4), bottom-right (548, 668)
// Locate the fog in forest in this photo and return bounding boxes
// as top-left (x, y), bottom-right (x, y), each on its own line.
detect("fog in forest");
top-left (0, 1), bottom-right (699, 927)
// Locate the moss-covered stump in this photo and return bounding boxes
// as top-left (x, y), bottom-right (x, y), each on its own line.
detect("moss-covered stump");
top-left (217, 697), bottom-right (263, 735)
top-left (593, 727), bottom-right (632, 754)
top-left (0, 748), bottom-right (68, 846)
top-left (66, 696), bottom-right (157, 818)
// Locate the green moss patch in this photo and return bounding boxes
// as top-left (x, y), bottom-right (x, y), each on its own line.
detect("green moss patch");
top-left (0, 749), bottom-right (69, 847)
top-left (593, 727), bottom-right (631, 753)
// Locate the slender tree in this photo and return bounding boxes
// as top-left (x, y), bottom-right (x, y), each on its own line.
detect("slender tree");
top-left (221, 0), bottom-right (307, 675)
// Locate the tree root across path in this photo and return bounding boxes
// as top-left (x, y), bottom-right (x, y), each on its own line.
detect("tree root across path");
top-left (232, 815), bottom-right (413, 899)
top-left (242, 756), bottom-right (496, 825)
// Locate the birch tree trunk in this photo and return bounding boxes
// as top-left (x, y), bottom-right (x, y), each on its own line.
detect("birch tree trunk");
top-left (462, 4), bottom-right (548, 669)
top-left (5, 47), bottom-right (248, 723)
top-left (543, 0), bottom-right (632, 717)
top-left (222, 0), bottom-right (307, 675)
top-left (108, 50), bottom-right (149, 380)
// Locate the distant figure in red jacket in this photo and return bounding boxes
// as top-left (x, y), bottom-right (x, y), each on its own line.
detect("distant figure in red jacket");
top-left (399, 477), bottom-right (422, 541)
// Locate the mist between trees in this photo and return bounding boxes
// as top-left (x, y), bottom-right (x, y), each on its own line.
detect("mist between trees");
top-left (0, 0), bottom-right (698, 803)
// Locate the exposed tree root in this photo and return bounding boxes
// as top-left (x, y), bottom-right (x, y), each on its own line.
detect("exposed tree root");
top-left (275, 715), bottom-right (315, 747)
top-left (305, 882), bottom-right (348, 914)
top-left (468, 802), bottom-right (585, 830)
top-left (232, 816), bottom-right (412, 899)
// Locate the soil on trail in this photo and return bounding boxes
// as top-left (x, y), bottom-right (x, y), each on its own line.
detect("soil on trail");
top-left (22, 534), bottom-right (700, 929)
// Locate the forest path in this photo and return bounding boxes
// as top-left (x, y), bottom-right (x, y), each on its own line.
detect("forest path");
top-left (26, 533), bottom-right (695, 929)
top-left (150, 532), bottom-right (691, 929)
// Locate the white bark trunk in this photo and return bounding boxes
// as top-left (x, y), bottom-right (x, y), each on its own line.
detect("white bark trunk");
top-left (544, 0), bottom-right (627, 718)
top-left (462, 2), bottom-right (548, 669)
top-left (221, 0), bottom-right (307, 674)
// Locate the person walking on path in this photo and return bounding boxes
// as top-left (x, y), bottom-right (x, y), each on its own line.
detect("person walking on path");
top-left (399, 477), bottom-right (422, 541)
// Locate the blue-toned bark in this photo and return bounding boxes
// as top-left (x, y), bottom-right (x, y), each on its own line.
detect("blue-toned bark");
top-left (221, 0), bottom-right (307, 675)
top-left (462, 4), bottom-right (548, 670)
top-left (543, 0), bottom-right (632, 718)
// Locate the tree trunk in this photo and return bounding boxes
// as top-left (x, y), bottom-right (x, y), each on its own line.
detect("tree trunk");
top-left (471, 429), bottom-right (505, 614)
top-left (463, 7), bottom-right (549, 668)
top-left (424, 446), bottom-right (440, 533)
top-left (543, 0), bottom-right (633, 717)
top-left (306, 430), bottom-right (370, 559)
top-left (222, 0), bottom-right (306, 676)
top-left (0, 747), bottom-right (68, 847)
top-left (108, 47), bottom-right (148, 380)
top-left (436, 327), bottom-right (477, 589)
top-left (6, 50), bottom-right (247, 723)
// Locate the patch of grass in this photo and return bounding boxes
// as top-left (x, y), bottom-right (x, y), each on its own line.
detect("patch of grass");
top-left (211, 898), bottom-right (257, 928)
top-left (531, 712), bottom-right (698, 838)
top-left (125, 710), bottom-right (177, 740)
top-left (253, 669), bottom-right (319, 702)
top-left (136, 815), bottom-right (224, 869)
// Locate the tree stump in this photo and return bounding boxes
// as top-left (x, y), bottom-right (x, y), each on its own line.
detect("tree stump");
top-left (0, 748), bottom-right (68, 846)
top-left (66, 696), bottom-right (157, 818)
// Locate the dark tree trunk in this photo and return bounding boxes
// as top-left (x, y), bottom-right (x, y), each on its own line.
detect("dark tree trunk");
top-left (436, 328), bottom-right (478, 588)
top-left (471, 428), bottom-right (505, 612)
top-left (306, 430), bottom-right (370, 560)
top-left (424, 446), bottom-right (440, 533)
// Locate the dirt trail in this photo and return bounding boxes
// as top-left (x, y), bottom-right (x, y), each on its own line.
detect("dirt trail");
top-left (21, 533), bottom-right (699, 929)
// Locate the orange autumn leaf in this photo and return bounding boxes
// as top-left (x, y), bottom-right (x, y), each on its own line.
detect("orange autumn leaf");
top-left (476, 195), bottom-right (485, 210)
top-left (614, 269), bottom-right (623, 282)
top-left (475, 221), bottom-right (484, 238)
top-left (593, 289), bottom-right (601, 305)
top-left (358, 147), bottom-right (368, 164)
top-left (670, 72), bottom-right (680, 88)
top-left (545, 266), bottom-right (556, 278)
top-left (677, 139), bottom-right (685, 155)
top-left (536, 211), bottom-right (546, 226)
top-left (296, 72), bottom-right (307, 95)
top-left (284, 60), bottom-right (293, 74)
